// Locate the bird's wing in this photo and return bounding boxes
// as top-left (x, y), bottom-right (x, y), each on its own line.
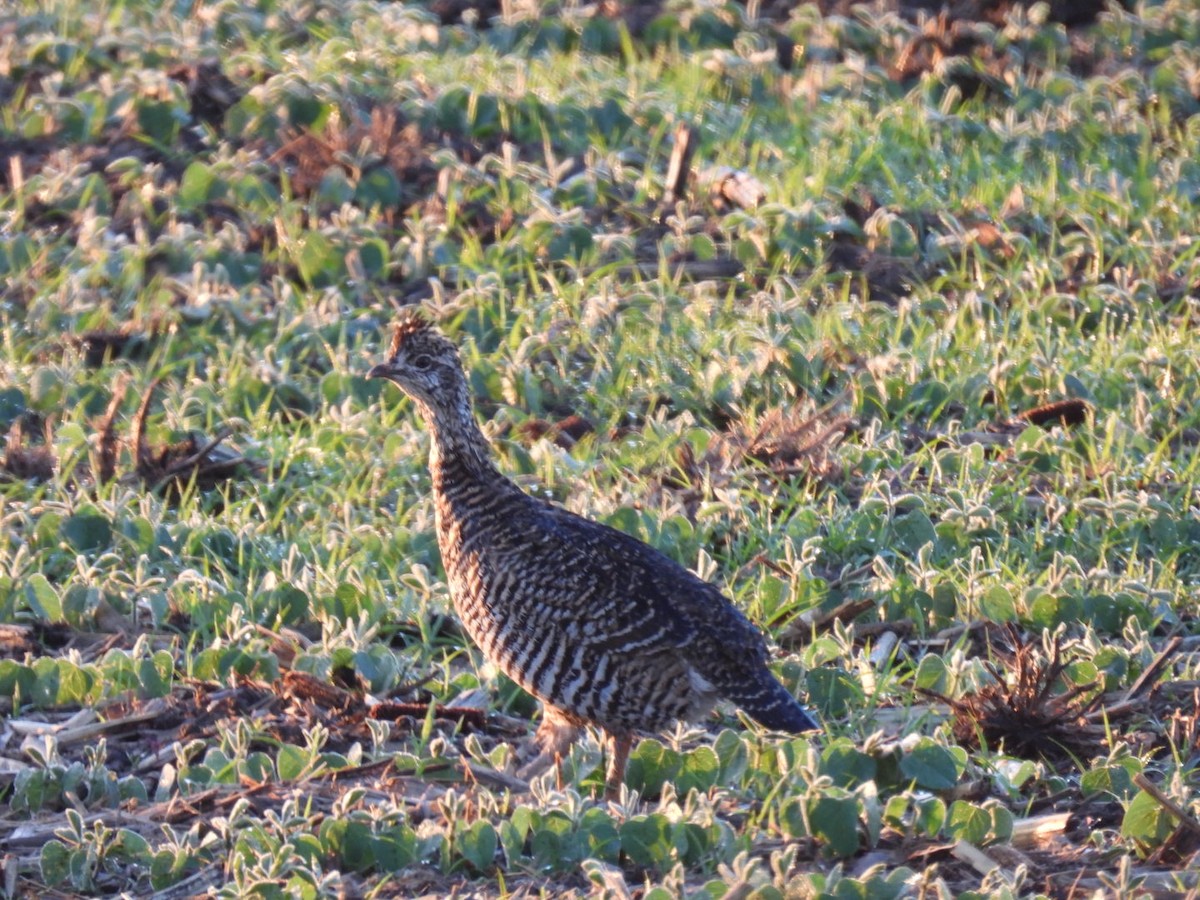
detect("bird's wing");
top-left (519, 500), bottom-right (770, 666)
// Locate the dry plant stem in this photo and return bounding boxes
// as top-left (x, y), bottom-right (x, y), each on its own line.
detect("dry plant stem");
top-left (130, 376), bottom-right (159, 467)
top-left (95, 376), bottom-right (128, 484)
top-left (662, 123), bottom-right (695, 206)
top-left (1123, 636), bottom-right (1182, 701)
top-left (161, 426), bottom-right (235, 478)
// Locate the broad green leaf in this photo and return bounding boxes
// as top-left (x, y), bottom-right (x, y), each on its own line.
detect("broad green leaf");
top-left (0, 387), bottom-right (25, 429)
top-left (179, 162), bottom-right (216, 207)
top-left (947, 800), bottom-right (990, 843)
top-left (821, 739), bottom-right (877, 788)
top-left (892, 510), bottom-right (936, 553)
top-left (1121, 789), bottom-right (1176, 849)
top-left (136, 99), bottom-right (180, 143)
top-left (339, 820), bottom-right (376, 871)
top-left (276, 744), bottom-right (309, 781)
top-left (458, 820), bottom-right (497, 873)
top-left (676, 746), bottom-right (720, 796)
top-left (355, 167), bottom-right (401, 209)
top-left (979, 585), bottom-right (1016, 622)
top-left (914, 654), bottom-right (948, 693)
top-left (61, 514), bottom-right (112, 552)
top-left (40, 841), bottom-right (72, 886)
top-left (25, 574), bottom-right (62, 622)
top-left (620, 814), bottom-right (673, 868)
top-left (1081, 764), bottom-right (1134, 799)
top-left (809, 792), bottom-right (861, 858)
top-left (373, 825), bottom-right (417, 870)
top-left (900, 738), bottom-right (960, 791)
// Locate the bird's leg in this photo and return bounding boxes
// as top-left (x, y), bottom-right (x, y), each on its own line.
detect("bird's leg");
top-left (518, 705), bottom-right (581, 788)
top-left (604, 732), bottom-right (633, 802)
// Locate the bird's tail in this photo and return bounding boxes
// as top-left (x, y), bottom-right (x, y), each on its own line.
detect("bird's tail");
top-left (729, 672), bottom-right (820, 733)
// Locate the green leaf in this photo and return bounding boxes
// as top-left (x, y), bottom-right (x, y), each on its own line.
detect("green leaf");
top-left (29, 367), bottom-right (63, 410)
top-left (808, 792), bottom-right (861, 857)
top-left (373, 825), bottom-right (417, 870)
top-left (578, 807), bottom-right (620, 860)
top-left (357, 237), bottom-right (389, 277)
top-left (40, 841), bottom-right (71, 885)
top-left (821, 739), bottom-right (877, 788)
top-left (625, 738), bottom-right (679, 797)
top-left (713, 729), bottom-right (748, 784)
top-left (284, 93), bottom-right (327, 127)
top-left (319, 818), bottom-right (348, 855)
top-left (988, 802), bottom-right (1013, 843)
top-left (60, 513), bottom-right (112, 552)
top-left (181, 162), bottom-right (227, 207)
top-left (947, 800), bottom-right (990, 843)
top-left (0, 660), bottom-right (37, 701)
top-left (136, 99), bottom-right (181, 143)
top-left (806, 666), bottom-right (863, 718)
top-left (295, 232), bottom-right (341, 286)
top-left (339, 821), bottom-right (376, 871)
top-left (900, 738), bottom-right (960, 791)
top-left (114, 829), bottom-right (151, 859)
top-left (915, 795), bottom-right (947, 837)
top-left (914, 654), bottom-right (948, 693)
top-left (276, 744), bottom-right (309, 781)
top-left (780, 795), bottom-right (808, 838)
top-left (138, 650), bottom-right (174, 697)
top-left (546, 224), bottom-right (594, 262)
top-left (150, 848), bottom-right (197, 889)
top-left (675, 746), bottom-right (720, 796)
top-left (892, 510), bottom-right (936, 554)
top-left (458, 820), bottom-right (497, 873)
top-left (0, 387), bottom-right (25, 429)
top-left (316, 168), bottom-right (354, 207)
top-left (1121, 789), bottom-right (1176, 848)
top-left (25, 574), bottom-right (62, 622)
top-left (620, 814), bottom-right (673, 868)
top-left (979, 585), bottom-right (1016, 622)
top-left (60, 584), bottom-right (99, 626)
top-left (1081, 764), bottom-right (1134, 799)
top-left (355, 166), bottom-right (401, 208)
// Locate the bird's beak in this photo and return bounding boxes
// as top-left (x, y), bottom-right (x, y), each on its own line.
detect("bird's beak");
top-left (367, 363), bottom-right (394, 380)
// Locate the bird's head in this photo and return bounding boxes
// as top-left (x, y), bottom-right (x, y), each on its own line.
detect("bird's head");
top-left (367, 310), bottom-right (463, 409)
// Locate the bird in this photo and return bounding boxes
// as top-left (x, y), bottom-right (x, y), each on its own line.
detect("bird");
top-left (368, 310), bottom-right (819, 799)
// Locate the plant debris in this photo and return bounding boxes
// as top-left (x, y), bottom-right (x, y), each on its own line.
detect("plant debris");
top-left (2, 380), bottom-right (259, 494)
top-left (70, 327), bottom-right (155, 369)
top-left (929, 627), bottom-right (1127, 762)
top-left (268, 107), bottom-right (434, 212)
top-left (128, 379), bottom-right (261, 496)
top-left (1, 417), bottom-right (55, 482)
top-left (703, 405), bottom-right (851, 481)
top-left (1018, 398), bottom-right (1092, 429)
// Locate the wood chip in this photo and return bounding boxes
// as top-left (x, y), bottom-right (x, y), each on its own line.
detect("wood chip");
top-left (1010, 812), bottom-right (1071, 847)
top-left (951, 839), bottom-right (1003, 876)
top-left (698, 166), bottom-right (767, 209)
top-left (662, 122), bottom-right (695, 206)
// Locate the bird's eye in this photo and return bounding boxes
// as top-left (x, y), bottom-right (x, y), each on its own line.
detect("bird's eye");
top-left (411, 354), bottom-right (434, 370)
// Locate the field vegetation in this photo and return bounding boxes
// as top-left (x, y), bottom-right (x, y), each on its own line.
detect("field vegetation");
top-left (2, 0), bottom-right (1200, 896)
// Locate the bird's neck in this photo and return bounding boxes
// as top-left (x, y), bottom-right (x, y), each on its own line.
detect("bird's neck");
top-left (418, 392), bottom-right (501, 488)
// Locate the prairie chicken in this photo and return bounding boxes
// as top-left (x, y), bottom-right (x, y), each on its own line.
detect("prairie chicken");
top-left (368, 312), bottom-right (819, 798)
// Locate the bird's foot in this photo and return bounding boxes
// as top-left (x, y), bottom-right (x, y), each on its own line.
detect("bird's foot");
top-left (516, 706), bottom-right (581, 787)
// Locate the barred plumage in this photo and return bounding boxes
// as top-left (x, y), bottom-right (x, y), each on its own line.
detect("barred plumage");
top-left (369, 311), bottom-right (819, 797)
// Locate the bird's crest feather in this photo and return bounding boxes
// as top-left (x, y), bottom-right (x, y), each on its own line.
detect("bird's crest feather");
top-left (388, 308), bottom-right (433, 357)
